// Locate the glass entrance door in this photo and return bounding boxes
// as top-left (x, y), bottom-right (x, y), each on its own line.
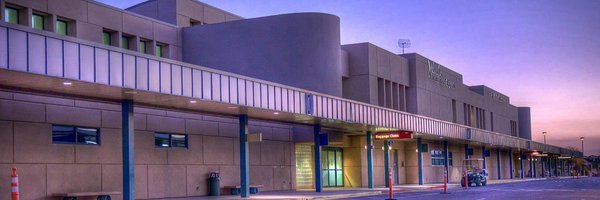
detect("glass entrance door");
top-left (322, 147), bottom-right (343, 187)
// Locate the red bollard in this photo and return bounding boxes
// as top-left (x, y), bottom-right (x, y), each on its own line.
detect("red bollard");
top-left (464, 172), bottom-right (469, 191)
top-left (11, 167), bottom-right (19, 200)
top-left (385, 169), bottom-right (397, 200)
top-left (442, 167), bottom-right (449, 194)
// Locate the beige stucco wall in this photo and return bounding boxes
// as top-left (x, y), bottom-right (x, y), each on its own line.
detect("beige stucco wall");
top-left (0, 89), bottom-right (295, 200)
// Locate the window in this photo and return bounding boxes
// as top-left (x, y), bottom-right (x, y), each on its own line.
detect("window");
top-left (490, 112), bottom-right (494, 131)
top-left (431, 150), bottom-right (445, 166)
top-left (138, 40), bottom-right (147, 53)
top-left (102, 31), bottom-right (111, 45)
top-left (155, 44), bottom-right (163, 57)
top-left (154, 133), bottom-right (188, 148)
top-left (52, 125), bottom-right (100, 145)
top-left (451, 99), bottom-right (457, 123)
top-left (448, 152), bottom-right (453, 166)
top-left (4, 7), bottom-right (18, 24)
top-left (32, 14), bottom-right (45, 30)
top-left (55, 19), bottom-right (68, 35)
top-left (121, 36), bottom-right (129, 49)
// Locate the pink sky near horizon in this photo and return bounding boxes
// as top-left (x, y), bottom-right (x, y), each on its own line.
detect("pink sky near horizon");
top-left (101, 0), bottom-right (600, 155)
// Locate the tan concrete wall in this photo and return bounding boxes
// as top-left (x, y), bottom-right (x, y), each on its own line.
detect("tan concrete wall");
top-left (0, 89), bottom-right (295, 200)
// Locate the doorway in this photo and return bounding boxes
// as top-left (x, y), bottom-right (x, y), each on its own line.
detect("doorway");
top-left (322, 147), bottom-right (343, 187)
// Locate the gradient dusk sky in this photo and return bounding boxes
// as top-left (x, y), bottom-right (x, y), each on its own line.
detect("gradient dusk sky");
top-left (100, 0), bottom-right (600, 155)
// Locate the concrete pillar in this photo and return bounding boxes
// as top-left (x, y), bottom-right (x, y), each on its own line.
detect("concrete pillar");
top-left (314, 124), bottom-right (322, 192)
top-left (529, 155), bottom-right (533, 178)
top-left (554, 157), bottom-right (558, 177)
top-left (239, 115), bottom-right (250, 198)
top-left (366, 131), bottom-right (374, 188)
top-left (417, 138), bottom-right (423, 185)
top-left (384, 141), bottom-right (390, 187)
top-left (497, 148), bottom-right (501, 179)
top-left (121, 100), bottom-right (135, 200)
top-left (533, 157), bottom-right (537, 178)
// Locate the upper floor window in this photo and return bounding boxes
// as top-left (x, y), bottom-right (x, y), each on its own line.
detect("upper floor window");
top-left (31, 13), bottom-right (45, 30)
top-left (55, 19), bottom-right (68, 35)
top-left (155, 44), bottom-right (163, 57)
top-left (121, 36), bottom-right (130, 49)
top-left (52, 125), bottom-right (100, 145)
top-left (4, 7), bottom-right (19, 24)
top-left (139, 40), bottom-right (148, 54)
top-left (102, 31), bottom-right (112, 46)
top-left (154, 132), bottom-right (188, 148)
top-left (431, 150), bottom-right (453, 166)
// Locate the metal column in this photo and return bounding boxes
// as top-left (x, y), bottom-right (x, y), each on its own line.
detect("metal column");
top-left (464, 144), bottom-right (469, 159)
top-left (239, 115), bottom-right (250, 198)
top-left (509, 149), bottom-right (514, 179)
top-left (366, 131), bottom-right (374, 189)
top-left (529, 155), bottom-right (533, 178)
top-left (443, 141), bottom-right (449, 181)
top-left (482, 146), bottom-right (487, 176)
top-left (554, 157), bottom-right (558, 177)
top-left (314, 124), bottom-right (322, 192)
top-left (520, 152), bottom-right (524, 179)
top-left (497, 148), bottom-right (501, 179)
top-left (541, 157), bottom-right (545, 177)
top-left (384, 141), bottom-right (390, 187)
top-left (533, 157), bottom-right (537, 178)
top-left (417, 138), bottom-right (423, 185)
top-left (122, 100), bottom-right (135, 200)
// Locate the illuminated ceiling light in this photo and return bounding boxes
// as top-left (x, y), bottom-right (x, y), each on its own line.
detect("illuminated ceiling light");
top-left (63, 82), bottom-right (72, 86)
top-left (189, 100), bottom-right (197, 104)
top-left (227, 106), bottom-right (238, 109)
top-left (273, 112), bottom-right (280, 115)
top-left (124, 90), bottom-right (137, 94)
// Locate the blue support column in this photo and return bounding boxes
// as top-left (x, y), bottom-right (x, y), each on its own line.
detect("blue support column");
top-left (554, 156), bottom-right (558, 177)
top-left (384, 141), bottom-right (390, 187)
top-left (561, 159), bottom-right (565, 176)
top-left (520, 152), bottom-right (524, 179)
top-left (529, 155), bottom-right (533, 178)
top-left (366, 131), bottom-right (374, 189)
top-left (482, 146), bottom-right (487, 176)
top-left (509, 149), bottom-right (514, 179)
top-left (314, 124), bottom-right (322, 192)
top-left (541, 157), bottom-right (545, 177)
top-left (464, 144), bottom-right (469, 159)
top-left (122, 100), bottom-right (135, 200)
top-left (239, 115), bottom-right (250, 198)
top-left (417, 138), bottom-right (423, 185)
top-left (497, 148), bottom-right (501, 179)
top-left (533, 157), bottom-right (537, 178)
top-left (443, 141), bottom-right (449, 181)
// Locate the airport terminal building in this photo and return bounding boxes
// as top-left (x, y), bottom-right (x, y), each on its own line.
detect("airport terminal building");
top-left (0, 0), bottom-right (582, 199)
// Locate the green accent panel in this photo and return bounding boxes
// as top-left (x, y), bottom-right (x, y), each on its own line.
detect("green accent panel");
top-left (121, 37), bottom-right (129, 49)
top-left (4, 7), bottom-right (18, 24)
top-left (32, 14), bottom-right (44, 30)
top-left (56, 20), bottom-right (67, 35)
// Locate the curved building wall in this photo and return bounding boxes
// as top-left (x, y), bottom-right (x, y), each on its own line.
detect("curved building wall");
top-left (182, 13), bottom-right (342, 96)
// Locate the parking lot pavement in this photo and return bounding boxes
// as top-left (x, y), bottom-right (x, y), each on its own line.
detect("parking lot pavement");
top-left (348, 177), bottom-right (600, 200)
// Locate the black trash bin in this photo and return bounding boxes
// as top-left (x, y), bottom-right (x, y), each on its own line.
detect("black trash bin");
top-left (208, 171), bottom-right (220, 196)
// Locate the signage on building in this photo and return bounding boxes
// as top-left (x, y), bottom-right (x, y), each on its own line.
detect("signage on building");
top-left (489, 91), bottom-right (506, 103)
top-left (427, 60), bottom-right (456, 89)
top-left (374, 131), bottom-right (412, 140)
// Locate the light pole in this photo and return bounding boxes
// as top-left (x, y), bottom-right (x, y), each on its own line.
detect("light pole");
top-left (580, 137), bottom-right (585, 155)
top-left (542, 132), bottom-right (547, 144)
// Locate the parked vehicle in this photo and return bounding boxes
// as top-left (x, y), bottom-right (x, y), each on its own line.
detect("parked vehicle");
top-left (461, 158), bottom-right (487, 187)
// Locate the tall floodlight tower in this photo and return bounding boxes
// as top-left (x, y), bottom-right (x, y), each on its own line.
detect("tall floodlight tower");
top-left (398, 39), bottom-right (411, 54)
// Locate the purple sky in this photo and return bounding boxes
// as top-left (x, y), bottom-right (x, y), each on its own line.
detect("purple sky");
top-left (100, 0), bottom-right (600, 155)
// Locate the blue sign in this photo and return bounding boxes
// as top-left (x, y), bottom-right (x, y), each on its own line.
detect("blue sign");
top-left (466, 128), bottom-right (472, 140)
top-left (467, 148), bottom-right (474, 156)
top-left (484, 150), bottom-right (491, 157)
top-left (305, 94), bottom-right (313, 115)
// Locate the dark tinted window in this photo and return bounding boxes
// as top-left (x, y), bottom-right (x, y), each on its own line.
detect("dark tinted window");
top-left (155, 133), bottom-right (188, 148)
top-left (52, 125), bottom-right (99, 145)
top-left (52, 125), bottom-right (75, 144)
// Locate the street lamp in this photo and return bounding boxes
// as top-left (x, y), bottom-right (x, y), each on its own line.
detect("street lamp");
top-left (542, 132), bottom-right (547, 144)
top-left (580, 137), bottom-right (585, 156)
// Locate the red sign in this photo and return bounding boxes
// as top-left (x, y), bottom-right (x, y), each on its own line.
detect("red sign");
top-left (374, 131), bottom-right (412, 140)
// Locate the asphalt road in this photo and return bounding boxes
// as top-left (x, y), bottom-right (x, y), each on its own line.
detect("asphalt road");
top-left (349, 177), bottom-right (600, 200)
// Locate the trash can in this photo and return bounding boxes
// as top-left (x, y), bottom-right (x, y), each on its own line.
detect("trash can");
top-left (208, 171), bottom-right (220, 196)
